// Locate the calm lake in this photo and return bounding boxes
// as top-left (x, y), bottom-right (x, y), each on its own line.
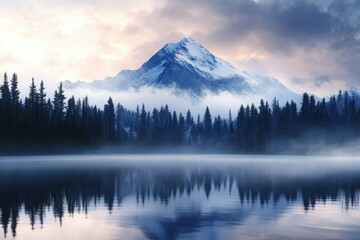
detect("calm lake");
top-left (0, 154), bottom-right (360, 240)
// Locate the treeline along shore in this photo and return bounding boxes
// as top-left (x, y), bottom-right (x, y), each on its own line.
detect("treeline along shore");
top-left (1, 72), bottom-right (360, 154)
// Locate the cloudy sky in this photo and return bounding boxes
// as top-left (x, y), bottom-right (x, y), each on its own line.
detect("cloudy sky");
top-left (0, 0), bottom-right (360, 97)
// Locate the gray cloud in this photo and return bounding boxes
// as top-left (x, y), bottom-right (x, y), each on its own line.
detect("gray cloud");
top-left (173, 0), bottom-right (360, 53)
top-left (141, 0), bottom-right (360, 95)
top-left (315, 76), bottom-right (331, 87)
top-left (292, 75), bottom-right (333, 88)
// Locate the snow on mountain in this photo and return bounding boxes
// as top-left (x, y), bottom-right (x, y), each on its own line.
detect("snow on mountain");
top-left (328, 87), bottom-right (360, 100)
top-left (340, 87), bottom-right (360, 106)
top-left (347, 87), bottom-right (360, 97)
top-left (63, 37), bottom-right (300, 104)
top-left (164, 37), bottom-right (241, 80)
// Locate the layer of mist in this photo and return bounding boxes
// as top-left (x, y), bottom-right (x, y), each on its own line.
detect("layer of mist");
top-left (65, 86), bottom-right (295, 117)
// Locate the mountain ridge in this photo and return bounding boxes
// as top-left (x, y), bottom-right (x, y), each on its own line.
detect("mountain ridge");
top-left (63, 37), bottom-right (300, 103)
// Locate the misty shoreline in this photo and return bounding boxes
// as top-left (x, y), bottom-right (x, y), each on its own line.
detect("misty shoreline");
top-left (1, 139), bottom-right (359, 157)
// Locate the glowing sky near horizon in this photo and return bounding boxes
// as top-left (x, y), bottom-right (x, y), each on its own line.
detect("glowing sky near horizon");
top-left (0, 0), bottom-right (360, 97)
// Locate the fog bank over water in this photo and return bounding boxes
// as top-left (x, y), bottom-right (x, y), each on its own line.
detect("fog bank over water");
top-left (269, 136), bottom-right (360, 157)
top-left (1, 154), bottom-right (360, 173)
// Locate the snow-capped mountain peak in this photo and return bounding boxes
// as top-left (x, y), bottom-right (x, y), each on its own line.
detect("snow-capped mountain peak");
top-left (161, 37), bottom-right (241, 80)
top-left (163, 37), bottom-right (197, 53)
top-left (64, 37), bottom-right (300, 104)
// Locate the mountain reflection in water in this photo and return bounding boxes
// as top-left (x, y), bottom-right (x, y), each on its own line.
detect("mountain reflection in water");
top-left (0, 155), bottom-right (360, 240)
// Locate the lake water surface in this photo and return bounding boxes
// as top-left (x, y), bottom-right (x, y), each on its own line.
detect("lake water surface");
top-left (1, 154), bottom-right (360, 240)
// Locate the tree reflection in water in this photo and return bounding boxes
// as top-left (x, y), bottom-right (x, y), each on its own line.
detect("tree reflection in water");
top-left (0, 159), bottom-right (360, 238)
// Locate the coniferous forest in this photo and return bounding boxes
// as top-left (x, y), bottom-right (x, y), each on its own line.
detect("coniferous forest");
top-left (1, 72), bottom-right (360, 154)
